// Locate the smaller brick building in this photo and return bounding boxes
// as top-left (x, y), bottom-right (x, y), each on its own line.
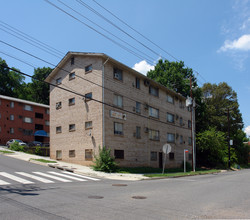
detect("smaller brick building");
top-left (0, 95), bottom-right (50, 145)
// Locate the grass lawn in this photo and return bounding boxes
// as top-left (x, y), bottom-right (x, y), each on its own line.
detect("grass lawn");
top-left (30, 158), bottom-right (57, 163)
top-left (0, 150), bottom-right (14, 154)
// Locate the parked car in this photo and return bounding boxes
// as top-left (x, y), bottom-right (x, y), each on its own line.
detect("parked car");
top-left (28, 141), bottom-right (42, 147)
top-left (6, 139), bottom-right (27, 147)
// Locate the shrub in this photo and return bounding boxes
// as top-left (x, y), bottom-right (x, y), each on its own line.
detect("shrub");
top-left (181, 161), bottom-right (192, 171)
top-left (35, 146), bottom-right (42, 155)
top-left (9, 141), bottom-right (25, 152)
top-left (93, 146), bottom-right (117, 172)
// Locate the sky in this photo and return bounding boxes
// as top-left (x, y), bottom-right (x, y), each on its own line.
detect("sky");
top-left (1, 0), bottom-right (250, 137)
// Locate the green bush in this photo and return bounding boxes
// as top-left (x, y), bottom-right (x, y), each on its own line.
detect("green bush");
top-left (35, 146), bottom-right (42, 155)
top-left (9, 141), bottom-right (25, 152)
top-left (93, 146), bottom-right (117, 172)
top-left (181, 161), bottom-right (192, 171)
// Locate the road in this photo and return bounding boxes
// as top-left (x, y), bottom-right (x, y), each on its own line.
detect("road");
top-left (1, 154), bottom-right (250, 220)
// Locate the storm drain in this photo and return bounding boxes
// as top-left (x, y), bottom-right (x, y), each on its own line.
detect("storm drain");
top-left (112, 184), bottom-right (127, 187)
top-left (132, 196), bottom-right (147, 199)
top-left (88, 196), bottom-right (104, 199)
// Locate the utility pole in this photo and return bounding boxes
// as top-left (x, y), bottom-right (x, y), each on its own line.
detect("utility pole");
top-left (227, 108), bottom-right (231, 169)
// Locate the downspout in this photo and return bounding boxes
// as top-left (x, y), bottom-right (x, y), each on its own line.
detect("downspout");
top-left (102, 57), bottom-right (109, 147)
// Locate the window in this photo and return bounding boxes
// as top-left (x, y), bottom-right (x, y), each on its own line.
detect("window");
top-left (56, 77), bottom-right (62, 85)
top-left (135, 102), bottom-right (141, 113)
top-left (85, 149), bottom-right (93, 161)
top-left (69, 124), bottom-right (75, 132)
top-left (135, 77), bottom-right (140, 89)
top-left (45, 109), bottom-right (50, 114)
top-left (149, 85), bottom-right (159, 97)
top-left (114, 122), bottom-right (123, 135)
top-left (169, 152), bottom-right (175, 160)
top-left (149, 106), bottom-right (159, 118)
top-left (56, 102), bottom-right (62, 109)
top-left (167, 133), bottom-right (175, 143)
top-left (179, 101), bottom-right (184, 109)
top-left (85, 121), bottom-right (92, 129)
top-left (10, 128), bottom-right (14, 134)
top-left (23, 129), bottom-right (33, 136)
top-left (113, 94), bottom-right (123, 108)
top-left (167, 113), bottom-right (174, 123)
top-left (85, 92), bottom-right (92, 101)
top-left (114, 150), bottom-right (124, 159)
top-left (180, 117), bottom-right (183, 126)
top-left (69, 98), bottom-right (75, 106)
top-left (18, 115), bottom-right (22, 119)
top-left (167, 94), bottom-right (174, 104)
top-left (149, 129), bottom-right (160, 141)
top-left (188, 137), bottom-right (192, 145)
top-left (69, 150), bottom-right (75, 158)
top-left (188, 120), bottom-right (192, 128)
top-left (45, 120), bottom-right (49, 126)
top-left (85, 64), bottom-right (92, 73)
top-left (24, 104), bottom-right (33, 111)
top-left (150, 151), bottom-right (157, 161)
top-left (113, 68), bottom-right (123, 81)
top-left (23, 117), bottom-right (33, 123)
top-left (135, 126), bottom-right (141, 139)
top-left (56, 150), bottom-right (62, 160)
top-left (56, 126), bottom-right (62, 133)
top-left (35, 124), bottom-right (43, 130)
top-left (10, 115), bottom-right (14, 121)
top-left (180, 135), bottom-right (183, 144)
top-left (69, 72), bottom-right (75, 80)
top-left (10, 101), bottom-right (14, 108)
top-left (71, 57), bottom-right (74, 65)
top-left (35, 112), bottom-right (43, 119)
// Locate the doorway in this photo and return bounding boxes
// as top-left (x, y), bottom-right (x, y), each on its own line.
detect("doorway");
top-left (159, 152), bottom-right (163, 168)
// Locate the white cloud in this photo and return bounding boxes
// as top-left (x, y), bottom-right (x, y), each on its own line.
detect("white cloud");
top-left (132, 60), bottom-right (154, 75)
top-left (244, 125), bottom-right (250, 137)
top-left (219, 34), bottom-right (250, 52)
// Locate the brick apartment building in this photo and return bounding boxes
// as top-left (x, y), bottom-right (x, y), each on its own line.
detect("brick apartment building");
top-left (45, 52), bottom-right (192, 168)
top-left (0, 95), bottom-right (50, 145)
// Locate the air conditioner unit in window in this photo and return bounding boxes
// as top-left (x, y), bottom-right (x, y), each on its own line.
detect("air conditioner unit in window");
top-left (144, 104), bottom-right (149, 110)
top-left (144, 80), bottom-right (150, 86)
top-left (122, 114), bottom-right (127, 120)
top-left (176, 114), bottom-right (179, 120)
top-left (144, 127), bottom-right (149, 133)
top-left (176, 134), bottom-right (179, 139)
top-left (56, 103), bottom-right (61, 109)
top-left (114, 73), bottom-right (120, 79)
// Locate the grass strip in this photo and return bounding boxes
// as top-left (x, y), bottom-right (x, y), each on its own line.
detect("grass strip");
top-left (30, 158), bottom-right (57, 163)
top-left (0, 150), bottom-right (14, 154)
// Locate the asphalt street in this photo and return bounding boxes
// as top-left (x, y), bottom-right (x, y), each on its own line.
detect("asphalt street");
top-left (1, 154), bottom-right (250, 220)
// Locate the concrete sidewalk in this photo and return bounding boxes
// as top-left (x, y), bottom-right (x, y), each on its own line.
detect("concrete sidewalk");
top-left (0, 146), bottom-right (148, 181)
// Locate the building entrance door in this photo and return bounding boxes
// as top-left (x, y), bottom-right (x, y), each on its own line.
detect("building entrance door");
top-left (159, 152), bottom-right (163, 168)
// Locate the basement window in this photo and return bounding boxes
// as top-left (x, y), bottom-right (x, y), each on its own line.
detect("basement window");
top-left (69, 150), bottom-right (75, 158)
top-left (114, 150), bottom-right (124, 159)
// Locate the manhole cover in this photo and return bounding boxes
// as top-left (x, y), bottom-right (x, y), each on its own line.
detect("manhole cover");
top-left (132, 196), bottom-right (147, 199)
top-left (112, 184), bottom-right (127, 187)
top-left (88, 196), bottom-right (104, 199)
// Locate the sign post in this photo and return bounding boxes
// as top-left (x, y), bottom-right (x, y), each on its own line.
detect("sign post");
top-left (162, 144), bottom-right (171, 174)
top-left (184, 149), bottom-right (188, 173)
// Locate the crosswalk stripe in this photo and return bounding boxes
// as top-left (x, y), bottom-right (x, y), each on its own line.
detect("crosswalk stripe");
top-left (16, 172), bottom-right (55, 183)
top-left (0, 179), bottom-right (10, 185)
top-left (33, 172), bottom-right (72, 182)
top-left (62, 171), bottom-right (100, 181)
top-left (0, 172), bottom-right (34, 184)
top-left (48, 172), bottom-right (87, 181)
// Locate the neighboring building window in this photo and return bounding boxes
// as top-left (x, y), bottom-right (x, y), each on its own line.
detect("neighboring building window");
top-left (180, 117), bottom-right (183, 126)
top-left (135, 102), bottom-right (141, 113)
top-left (179, 101), bottom-right (184, 109)
top-left (167, 133), bottom-right (175, 143)
top-left (69, 124), bottom-right (75, 132)
top-left (45, 120), bottom-right (49, 126)
top-left (46, 109), bottom-right (50, 114)
top-left (56, 77), bottom-right (62, 85)
top-left (149, 129), bottom-right (160, 141)
top-left (10, 128), bottom-right (14, 134)
top-left (167, 113), bottom-right (174, 123)
top-left (135, 126), bottom-right (141, 139)
top-left (56, 126), bottom-right (62, 133)
top-left (69, 98), bottom-right (75, 106)
top-left (56, 102), bottom-right (62, 109)
top-left (113, 94), bottom-right (123, 108)
top-left (10, 115), bottom-right (14, 121)
top-left (69, 72), bottom-right (75, 80)
top-left (23, 117), bottom-right (33, 123)
top-left (71, 57), bottom-right (74, 65)
top-left (150, 151), bottom-right (157, 161)
top-left (85, 92), bottom-right (92, 101)
top-left (113, 68), bottom-right (123, 81)
top-left (167, 94), bottom-right (174, 104)
top-left (35, 124), bottom-right (43, 130)
top-left (85, 121), bottom-right (92, 129)
top-left (35, 112), bottom-right (43, 119)
top-left (85, 149), bottom-right (93, 161)
top-left (149, 106), bottom-right (159, 118)
top-left (18, 115), bottom-right (22, 119)
top-left (10, 101), bottom-right (14, 108)
top-left (135, 77), bottom-right (140, 89)
top-left (85, 64), bottom-right (93, 73)
top-left (149, 85), bottom-right (159, 97)
top-left (56, 150), bottom-right (62, 160)
top-left (180, 135), bottom-right (183, 144)
top-left (188, 120), bottom-right (192, 128)
top-left (169, 152), bottom-right (175, 160)
top-left (69, 150), bottom-right (75, 158)
top-left (23, 129), bottom-right (33, 136)
top-left (0, 113), bottom-right (1, 119)
top-left (114, 150), bottom-right (124, 159)
top-left (114, 122), bottom-right (123, 135)
top-left (24, 104), bottom-right (33, 111)
top-left (188, 137), bottom-right (192, 145)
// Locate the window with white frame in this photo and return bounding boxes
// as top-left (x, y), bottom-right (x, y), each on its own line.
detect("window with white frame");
top-left (10, 114), bottom-right (14, 121)
top-left (10, 128), bottom-right (14, 134)
top-left (113, 68), bottom-right (123, 81)
top-left (167, 113), bottom-right (174, 123)
top-left (10, 101), bottom-right (14, 108)
top-left (167, 94), bottom-right (174, 104)
top-left (114, 122), bottom-right (123, 135)
top-left (149, 106), bottom-right (159, 118)
top-left (149, 129), bottom-right (160, 141)
top-left (23, 117), bottom-right (32, 123)
top-left (113, 94), bottom-right (123, 108)
top-left (167, 133), bottom-right (175, 143)
top-left (149, 85), bottom-right (159, 97)
top-left (24, 104), bottom-right (33, 111)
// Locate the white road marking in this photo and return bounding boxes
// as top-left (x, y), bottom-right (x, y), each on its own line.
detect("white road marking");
top-left (0, 172), bottom-right (34, 184)
top-left (16, 172), bottom-right (54, 183)
top-left (33, 172), bottom-right (72, 182)
top-left (62, 171), bottom-right (100, 181)
top-left (48, 172), bottom-right (87, 181)
top-left (0, 179), bottom-right (10, 185)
